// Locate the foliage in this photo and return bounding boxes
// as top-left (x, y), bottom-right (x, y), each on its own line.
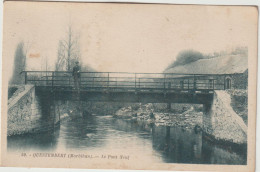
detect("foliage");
top-left (204, 46), bottom-right (248, 59)
top-left (10, 42), bottom-right (26, 84)
top-left (55, 25), bottom-right (81, 71)
top-left (165, 47), bottom-right (248, 71)
top-left (231, 46), bottom-right (248, 56)
top-left (166, 49), bottom-right (204, 70)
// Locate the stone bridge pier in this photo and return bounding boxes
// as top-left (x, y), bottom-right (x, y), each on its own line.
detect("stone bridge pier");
top-left (202, 91), bottom-right (247, 144)
top-left (8, 85), bottom-right (41, 136)
top-left (7, 85), bottom-right (61, 136)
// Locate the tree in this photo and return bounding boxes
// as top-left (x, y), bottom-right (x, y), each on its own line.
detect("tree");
top-left (55, 25), bottom-right (81, 71)
top-left (166, 49), bottom-right (204, 70)
top-left (10, 42), bottom-right (26, 84)
top-left (55, 40), bottom-right (67, 71)
top-left (231, 46), bottom-right (248, 55)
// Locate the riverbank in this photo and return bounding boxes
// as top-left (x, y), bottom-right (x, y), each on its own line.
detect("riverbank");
top-left (7, 113), bottom-right (246, 165)
top-left (202, 90), bottom-right (247, 145)
top-left (113, 89), bottom-right (248, 145)
top-left (114, 103), bottom-right (203, 131)
top-left (226, 89), bottom-right (248, 125)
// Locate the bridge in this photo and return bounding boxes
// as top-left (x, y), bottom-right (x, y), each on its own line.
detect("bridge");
top-left (9, 71), bottom-right (246, 145)
top-left (23, 71), bottom-right (227, 104)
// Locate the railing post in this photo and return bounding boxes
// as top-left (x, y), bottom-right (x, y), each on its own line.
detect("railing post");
top-left (79, 74), bottom-right (81, 89)
top-left (224, 75), bottom-right (226, 90)
top-left (180, 80), bottom-right (184, 89)
top-left (52, 72), bottom-right (54, 89)
top-left (188, 79), bottom-right (189, 90)
top-left (164, 74), bottom-right (166, 90)
top-left (107, 72), bottom-right (109, 88)
top-left (213, 80), bottom-right (215, 90)
top-left (45, 72), bottom-right (48, 86)
top-left (24, 72), bottom-right (27, 84)
top-left (193, 74), bottom-right (196, 90)
top-left (69, 73), bottom-right (71, 87)
top-left (135, 73), bottom-right (136, 89)
top-left (168, 82), bottom-right (171, 91)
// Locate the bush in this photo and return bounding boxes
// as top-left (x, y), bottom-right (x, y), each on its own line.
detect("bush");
top-left (166, 49), bottom-right (204, 70)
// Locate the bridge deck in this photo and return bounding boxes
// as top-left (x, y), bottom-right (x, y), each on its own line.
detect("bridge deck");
top-left (23, 71), bottom-right (227, 92)
top-left (23, 71), bottom-right (225, 104)
top-left (35, 86), bottom-right (214, 104)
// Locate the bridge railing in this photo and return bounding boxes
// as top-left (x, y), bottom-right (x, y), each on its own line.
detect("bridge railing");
top-left (23, 71), bottom-right (226, 91)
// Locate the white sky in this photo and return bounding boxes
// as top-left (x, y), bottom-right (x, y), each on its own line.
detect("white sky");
top-left (2, 2), bottom-right (258, 80)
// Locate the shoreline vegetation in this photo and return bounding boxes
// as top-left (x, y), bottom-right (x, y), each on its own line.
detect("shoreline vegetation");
top-left (113, 89), bottom-right (247, 127)
top-left (114, 103), bottom-right (203, 131)
top-left (112, 89), bottom-right (248, 146)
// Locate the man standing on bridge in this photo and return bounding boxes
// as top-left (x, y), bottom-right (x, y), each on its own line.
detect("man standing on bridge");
top-left (72, 61), bottom-right (80, 91)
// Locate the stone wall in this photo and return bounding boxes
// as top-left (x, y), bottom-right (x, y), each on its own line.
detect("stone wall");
top-left (203, 90), bottom-right (247, 144)
top-left (7, 85), bottom-right (42, 136)
top-left (230, 70), bottom-right (248, 89)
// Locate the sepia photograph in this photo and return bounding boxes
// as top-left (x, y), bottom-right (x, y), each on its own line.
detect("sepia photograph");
top-left (0, 1), bottom-right (258, 171)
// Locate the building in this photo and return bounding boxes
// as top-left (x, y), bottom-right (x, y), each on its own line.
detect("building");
top-left (164, 54), bottom-right (248, 90)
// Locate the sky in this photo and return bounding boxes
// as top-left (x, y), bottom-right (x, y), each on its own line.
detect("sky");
top-left (2, 1), bottom-right (258, 81)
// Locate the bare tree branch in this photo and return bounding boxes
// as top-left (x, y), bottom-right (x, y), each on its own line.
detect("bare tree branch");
top-left (55, 25), bottom-right (81, 71)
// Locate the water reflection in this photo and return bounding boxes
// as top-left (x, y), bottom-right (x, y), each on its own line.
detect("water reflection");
top-left (7, 115), bottom-right (246, 165)
top-left (150, 124), bottom-right (202, 163)
top-left (58, 115), bottom-right (107, 150)
top-left (7, 127), bottom-right (59, 151)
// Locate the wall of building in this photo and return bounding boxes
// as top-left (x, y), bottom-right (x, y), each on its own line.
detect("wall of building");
top-left (214, 71), bottom-right (248, 90)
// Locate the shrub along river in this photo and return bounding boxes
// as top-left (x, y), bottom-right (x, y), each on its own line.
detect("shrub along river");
top-left (7, 113), bottom-right (247, 165)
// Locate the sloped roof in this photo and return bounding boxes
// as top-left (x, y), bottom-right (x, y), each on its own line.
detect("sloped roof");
top-left (165, 54), bottom-right (248, 74)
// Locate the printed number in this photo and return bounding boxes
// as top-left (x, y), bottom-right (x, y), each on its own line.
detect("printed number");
top-left (21, 153), bottom-right (27, 157)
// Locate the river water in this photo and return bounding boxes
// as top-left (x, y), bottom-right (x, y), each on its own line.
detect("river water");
top-left (7, 114), bottom-right (247, 165)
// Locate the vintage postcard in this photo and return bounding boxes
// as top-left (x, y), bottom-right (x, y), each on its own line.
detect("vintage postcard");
top-left (0, 1), bottom-right (258, 172)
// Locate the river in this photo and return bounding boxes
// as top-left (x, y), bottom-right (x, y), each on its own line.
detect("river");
top-left (7, 114), bottom-right (247, 165)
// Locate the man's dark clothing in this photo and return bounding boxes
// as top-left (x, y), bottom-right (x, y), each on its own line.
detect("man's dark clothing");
top-left (72, 65), bottom-right (80, 78)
